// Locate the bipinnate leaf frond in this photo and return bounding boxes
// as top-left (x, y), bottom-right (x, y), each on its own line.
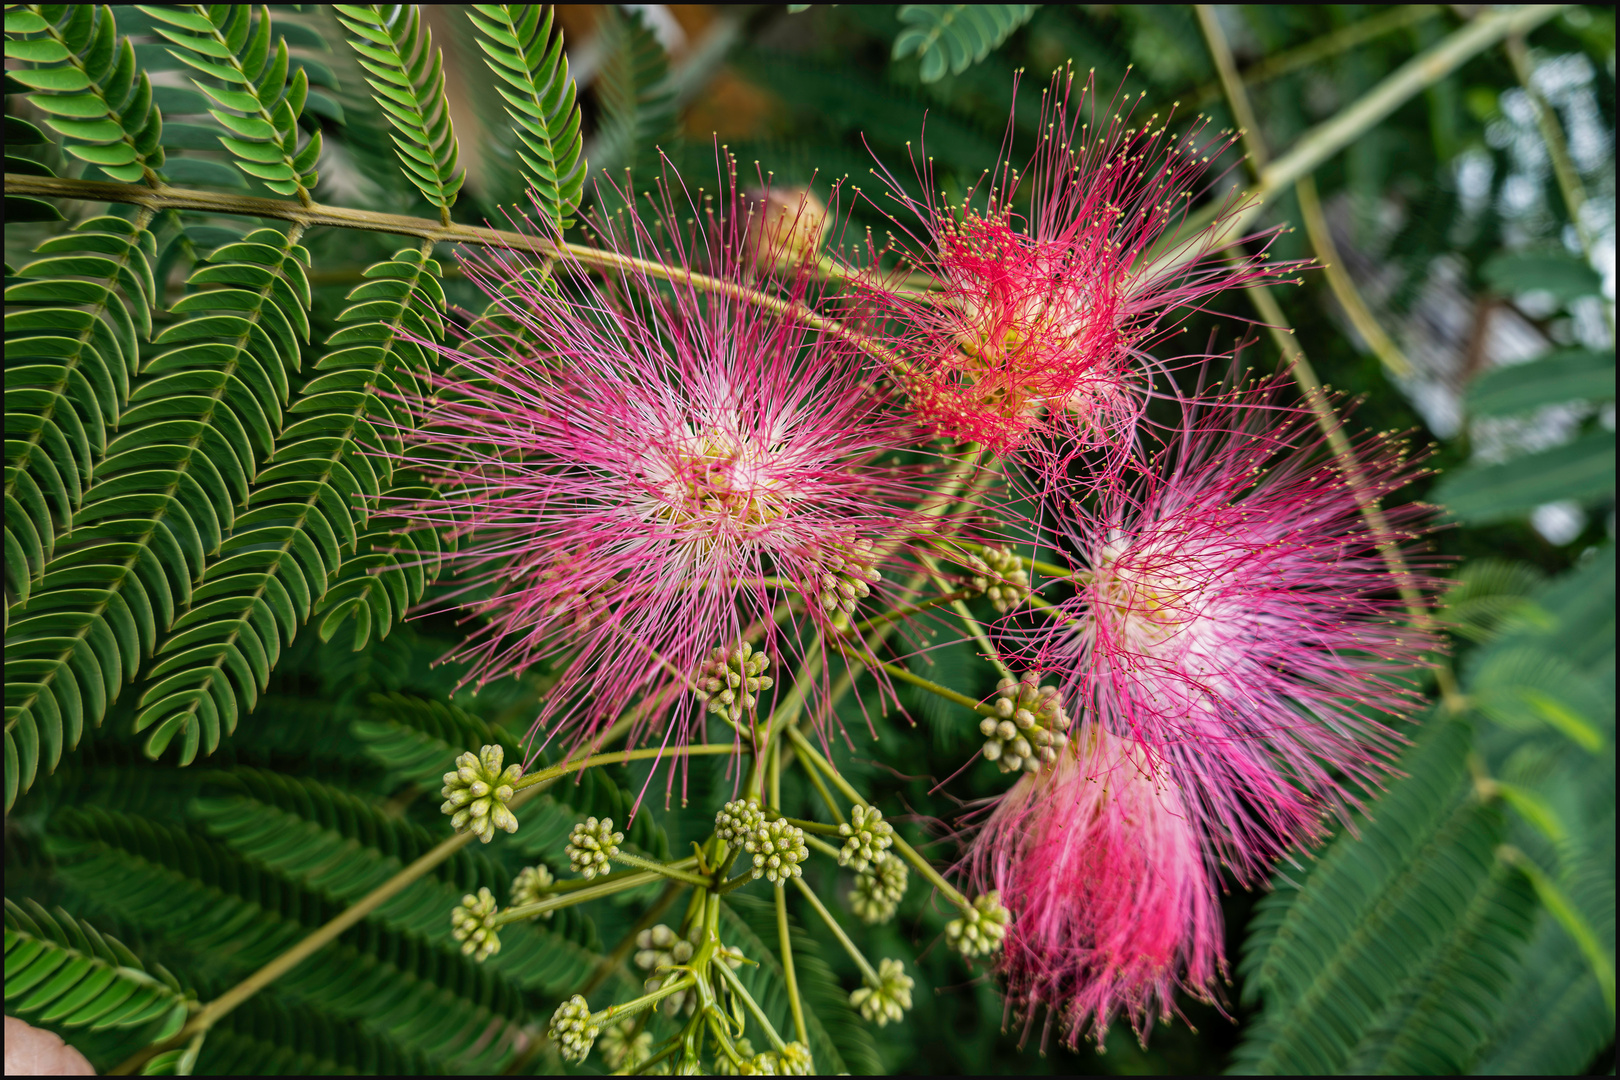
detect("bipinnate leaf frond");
top-left (133, 245), bottom-right (445, 767)
top-left (587, 4), bottom-right (675, 184)
top-left (5, 215), bottom-right (158, 611)
top-left (332, 3), bottom-right (465, 217)
top-left (3, 5), bottom-right (165, 185)
top-left (135, 4), bottom-right (320, 201)
top-left (4, 897), bottom-right (192, 1034)
top-left (467, 4), bottom-right (586, 229)
top-left (892, 5), bottom-right (1037, 84)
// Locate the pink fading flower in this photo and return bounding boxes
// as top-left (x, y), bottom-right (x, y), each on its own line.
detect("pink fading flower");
top-left (1028, 378), bottom-right (1439, 879)
top-left (855, 70), bottom-right (1296, 464)
top-left (965, 726), bottom-right (1223, 1048)
top-left (392, 178), bottom-right (946, 757)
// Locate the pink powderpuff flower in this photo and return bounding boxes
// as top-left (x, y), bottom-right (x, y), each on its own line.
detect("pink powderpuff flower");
top-left (965, 725), bottom-right (1223, 1048)
top-left (854, 69), bottom-right (1298, 468)
top-left (391, 175), bottom-right (952, 760)
top-left (1026, 376), bottom-right (1439, 879)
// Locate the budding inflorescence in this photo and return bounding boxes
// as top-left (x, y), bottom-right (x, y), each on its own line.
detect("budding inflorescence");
top-left (509, 864), bottom-right (555, 916)
top-left (945, 891), bottom-right (1011, 958)
top-left (697, 642), bottom-right (774, 724)
top-left (715, 798), bottom-right (766, 845)
top-left (965, 545), bottom-right (1031, 613)
top-left (596, 1019), bottom-right (652, 1072)
top-left (980, 672), bottom-right (1072, 773)
top-left (449, 887), bottom-right (501, 961)
top-left (849, 852), bottom-right (909, 924)
top-left (745, 817), bottom-right (809, 885)
top-left (548, 994), bottom-right (600, 1064)
top-left (818, 537), bottom-right (882, 615)
top-left (850, 958), bottom-right (914, 1026)
top-left (837, 804), bottom-right (895, 872)
top-left (440, 745), bottom-right (522, 842)
top-left (565, 816), bottom-right (623, 879)
top-left (634, 923), bottom-right (697, 1016)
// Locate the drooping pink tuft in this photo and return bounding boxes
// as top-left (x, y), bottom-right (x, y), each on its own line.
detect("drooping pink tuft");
top-left (1027, 376), bottom-right (1440, 879)
top-left (387, 170), bottom-right (954, 761)
top-left (854, 69), bottom-right (1298, 467)
top-left (966, 726), bottom-right (1223, 1047)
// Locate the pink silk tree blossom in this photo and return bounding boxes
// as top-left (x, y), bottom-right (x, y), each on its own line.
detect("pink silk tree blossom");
top-left (854, 69), bottom-right (1298, 468)
top-left (965, 725), bottom-right (1223, 1048)
top-left (390, 176), bottom-right (955, 761)
top-left (1026, 377), bottom-right (1439, 879)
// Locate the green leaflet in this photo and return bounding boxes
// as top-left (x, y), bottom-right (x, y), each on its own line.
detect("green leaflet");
top-left (4, 897), bottom-right (191, 1035)
top-left (332, 4), bottom-right (464, 213)
top-left (135, 245), bottom-right (446, 767)
top-left (1434, 430), bottom-right (1616, 525)
top-left (194, 997), bottom-right (435, 1075)
top-left (134, 4), bottom-right (319, 199)
top-left (892, 5), bottom-right (1038, 83)
top-left (466, 5), bottom-right (586, 229)
top-left (4, 5), bottom-right (165, 185)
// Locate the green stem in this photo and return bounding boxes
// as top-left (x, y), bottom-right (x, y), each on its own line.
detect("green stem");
top-left (775, 886), bottom-right (809, 1046)
top-left (512, 742), bottom-right (740, 792)
top-left (785, 727), bottom-right (971, 909)
top-left (611, 852), bottom-right (714, 888)
top-left (847, 587), bottom-right (980, 636)
top-left (497, 857), bottom-right (702, 925)
top-left (832, 645), bottom-right (998, 718)
top-left (799, 755), bottom-right (846, 824)
top-left (714, 960), bottom-right (789, 1053)
top-left (790, 876), bottom-right (879, 985)
top-left (596, 973), bottom-right (699, 1025)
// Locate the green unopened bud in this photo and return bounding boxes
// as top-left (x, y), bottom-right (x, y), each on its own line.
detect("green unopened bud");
top-left (597, 1018), bottom-right (652, 1072)
top-left (849, 958), bottom-right (913, 1026)
top-left (566, 816), bottom-right (623, 879)
top-left (836, 803), bottom-right (895, 871)
top-left (548, 994), bottom-right (600, 1064)
top-left (509, 864), bottom-right (555, 916)
top-left (775, 1041), bottom-right (814, 1075)
top-left (817, 538), bottom-right (882, 616)
top-left (848, 852), bottom-right (908, 924)
top-left (440, 744), bottom-right (523, 841)
top-left (945, 891), bottom-right (1010, 958)
top-left (634, 923), bottom-right (698, 1016)
top-left (697, 641), bottom-right (775, 724)
top-left (449, 887), bottom-right (501, 961)
top-left (982, 672), bottom-right (1071, 773)
top-left (964, 546), bottom-right (1031, 613)
top-left (745, 818), bottom-right (808, 885)
top-left (715, 798), bottom-right (766, 845)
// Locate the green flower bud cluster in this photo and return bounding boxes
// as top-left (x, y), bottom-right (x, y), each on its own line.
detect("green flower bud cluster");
top-left (848, 852), bottom-right (908, 924)
top-left (980, 671), bottom-right (1072, 773)
top-left (715, 798), bottom-right (765, 845)
top-left (849, 958), bottom-right (914, 1026)
top-left (697, 642), bottom-right (773, 723)
top-left (597, 1018), bottom-right (652, 1072)
top-left (718, 1038), bottom-right (812, 1075)
top-left (634, 924), bottom-right (697, 1016)
top-left (836, 804), bottom-right (894, 871)
top-left (818, 537), bottom-right (882, 615)
top-left (508, 864), bottom-right (555, 916)
top-left (964, 545), bottom-right (1031, 613)
top-left (775, 1041), bottom-right (815, 1075)
top-left (745, 817), bottom-right (809, 885)
top-left (548, 994), bottom-right (600, 1064)
top-left (440, 745), bottom-right (522, 842)
top-left (565, 816), bottom-right (623, 879)
top-left (945, 891), bottom-right (1010, 958)
top-left (449, 887), bottom-right (501, 961)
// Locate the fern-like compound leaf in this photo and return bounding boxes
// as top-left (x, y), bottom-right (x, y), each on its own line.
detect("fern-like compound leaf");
top-left (134, 245), bottom-right (442, 767)
top-left (467, 4), bottom-right (586, 228)
top-left (4, 5), bottom-right (165, 184)
top-left (4, 897), bottom-right (191, 1034)
top-left (588, 5), bottom-right (674, 184)
top-left (332, 3), bottom-right (465, 216)
top-left (5, 215), bottom-right (158, 615)
top-left (135, 4), bottom-right (319, 200)
top-left (892, 5), bottom-right (1037, 83)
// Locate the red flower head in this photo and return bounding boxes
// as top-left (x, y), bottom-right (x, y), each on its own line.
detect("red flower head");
top-left (389, 171), bottom-right (959, 763)
top-left (966, 725), bottom-right (1223, 1048)
top-left (1028, 377), bottom-right (1440, 878)
top-left (856, 69), bottom-right (1296, 468)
